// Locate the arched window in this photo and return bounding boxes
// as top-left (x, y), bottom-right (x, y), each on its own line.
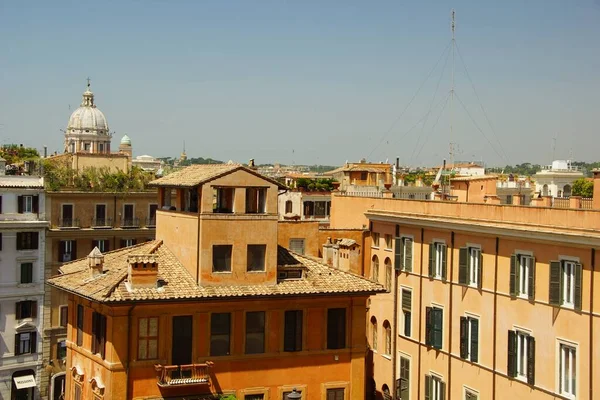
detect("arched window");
top-left (285, 200), bottom-right (293, 214)
top-left (370, 316), bottom-right (378, 351)
top-left (372, 255), bottom-right (379, 283)
top-left (383, 320), bottom-right (392, 355)
top-left (384, 258), bottom-right (392, 291)
top-left (542, 184), bottom-right (549, 196)
top-left (382, 384), bottom-right (391, 400)
top-left (563, 184), bottom-right (572, 198)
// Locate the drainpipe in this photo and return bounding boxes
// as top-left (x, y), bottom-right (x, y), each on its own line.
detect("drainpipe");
top-left (589, 248), bottom-right (595, 400)
top-left (392, 252), bottom-right (399, 399)
top-left (492, 237), bottom-right (499, 400)
top-left (446, 231), bottom-right (455, 399)
top-left (125, 305), bottom-right (136, 400)
top-left (416, 227), bottom-right (425, 400)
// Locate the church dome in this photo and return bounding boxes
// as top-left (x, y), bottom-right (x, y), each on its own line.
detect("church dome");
top-left (66, 86), bottom-right (109, 135)
top-left (120, 134), bottom-right (131, 145)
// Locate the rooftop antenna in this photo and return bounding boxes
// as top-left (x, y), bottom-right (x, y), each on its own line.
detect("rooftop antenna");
top-left (449, 9), bottom-right (456, 168)
top-left (552, 133), bottom-right (557, 161)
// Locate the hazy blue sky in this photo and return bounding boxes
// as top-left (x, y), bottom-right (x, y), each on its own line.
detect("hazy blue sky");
top-left (1, 1), bottom-right (599, 167)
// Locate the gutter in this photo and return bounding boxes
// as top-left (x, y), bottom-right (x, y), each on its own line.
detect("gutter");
top-left (126, 304), bottom-right (136, 400)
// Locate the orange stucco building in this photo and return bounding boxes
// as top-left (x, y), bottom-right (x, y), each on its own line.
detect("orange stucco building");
top-left (329, 188), bottom-right (600, 400)
top-left (48, 164), bottom-right (384, 400)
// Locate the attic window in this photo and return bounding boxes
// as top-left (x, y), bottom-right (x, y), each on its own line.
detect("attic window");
top-left (245, 188), bottom-right (266, 214)
top-left (213, 188), bottom-right (234, 213)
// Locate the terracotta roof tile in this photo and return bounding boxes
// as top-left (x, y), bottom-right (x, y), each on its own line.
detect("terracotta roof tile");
top-left (48, 241), bottom-right (384, 303)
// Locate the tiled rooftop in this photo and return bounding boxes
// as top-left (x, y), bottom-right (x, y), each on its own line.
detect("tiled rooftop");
top-left (149, 163), bottom-right (287, 189)
top-left (0, 176), bottom-right (44, 189)
top-left (49, 241), bottom-right (384, 303)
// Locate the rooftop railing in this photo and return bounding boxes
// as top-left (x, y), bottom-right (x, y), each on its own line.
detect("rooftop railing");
top-left (155, 362), bottom-right (213, 388)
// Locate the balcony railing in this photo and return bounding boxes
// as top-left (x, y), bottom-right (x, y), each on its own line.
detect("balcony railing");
top-left (155, 362), bottom-right (213, 388)
top-left (92, 217), bottom-right (113, 228)
top-left (59, 218), bottom-right (80, 229)
top-left (120, 217), bottom-right (140, 228)
top-left (146, 217), bottom-right (156, 228)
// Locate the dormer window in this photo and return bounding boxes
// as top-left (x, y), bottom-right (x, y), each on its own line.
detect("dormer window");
top-left (245, 188), bottom-right (266, 214)
top-left (214, 188), bottom-right (234, 213)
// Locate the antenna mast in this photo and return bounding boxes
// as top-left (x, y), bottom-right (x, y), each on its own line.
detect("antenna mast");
top-left (449, 9), bottom-right (456, 168)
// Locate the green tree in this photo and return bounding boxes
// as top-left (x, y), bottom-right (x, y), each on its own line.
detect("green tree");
top-left (571, 178), bottom-right (594, 197)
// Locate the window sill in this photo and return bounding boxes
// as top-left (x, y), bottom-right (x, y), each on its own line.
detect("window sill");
top-left (561, 303), bottom-right (575, 310)
top-left (247, 270), bottom-right (266, 274)
top-left (371, 246), bottom-right (380, 250)
top-left (384, 248), bottom-right (393, 252)
top-left (212, 271), bottom-right (232, 274)
top-left (381, 354), bottom-right (392, 360)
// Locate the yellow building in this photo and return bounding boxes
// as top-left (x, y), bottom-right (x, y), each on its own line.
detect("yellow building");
top-left (329, 188), bottom-right (600, 400)
top-left (48, 164), bottom-right (384, 400)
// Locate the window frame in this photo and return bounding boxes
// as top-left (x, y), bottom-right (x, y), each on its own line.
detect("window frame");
top-left (76, 304), bottom-right (84, 346)
top-left (91, 312), bottom-right (107, 359)
top-left (15, 331), bottom-right (36, 355)
top-left (384, 234), bottom-right (393, 250)
top-left (57, 339), bottom-right (67, 360)
top-left (59, 304), bottom-right (68, 327)
top-left (383, 320), bottom-right (392, 356)
top-left (425, 305), bottom-right (443, 350)
top-left (20, 262), bottom-right (34, 284)
top-left (468, 247), bottom-right (481, 287)
top-left (400, 287), bottom-right (412, 338)
top-left (459, 314), bottom-right (479, 363)
top-left (245, 187), bottom-right (267, 214)
top-left (283, 310), bottom-right (303, 352)
top-left (245, 311), bottom-right (266, 354)
top-left (213, 244), bottom-right (233, 273)
top-left (23, 195), bottom-right (33, 213)
top-left (558, 341), bottom-right (577, 399)
top-left (372, 232), bottom-right (380, 248)
top-left (210, 312), bottom-right (231, 356)
top-left (16, 300), bottom-right (37, 320)
top-left (247, 244), bottom-right (267, 272)
top-left (433, 242), bottom-right (446, 279)
top-left (137, 316), bottom-right (159, 360)
top-left (326, 308), bottom-right (346, 350)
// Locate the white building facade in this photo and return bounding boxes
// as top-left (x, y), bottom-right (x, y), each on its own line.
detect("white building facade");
top-left (0, 168), bottom-right (47, 400)
top-left (534, 160), bottom-right (584, 197)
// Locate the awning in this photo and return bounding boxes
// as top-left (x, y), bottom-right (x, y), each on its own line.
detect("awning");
top-left (14, 375), bottom-right (36, 389)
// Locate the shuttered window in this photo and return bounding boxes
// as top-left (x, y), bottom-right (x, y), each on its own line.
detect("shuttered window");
top-left (20, 262), bottom-right (33, 284)
top-left (326, 388), bottom-right (344, 400)
top-left (549, 260), bottom-right (582, 311)
top-left (15, 331), bottom-right (36, 355)
top-left (459, 247), bottom-right (482, 288)
top-left (91, 312), bottom-right (107, 359)
top-left (245, 311), bottom-right (265, 354)
top-left (428, 242), bottom-right (447, 280)
top-left (16, 300), bottom-right (37, 319)
top-left (465, 390), bottom-right (478, 400)
top-left (397, 357), bottom-right (410, 400)
top-left (76, 305), bottom-right (84, 346)
top-left (137, 317), bottom-right (159, 360)
top-left (401, 289), bottom-right (412, 337)
top-left (459, 316), bottom-right (479, 363)
top-left (510, 254), bottom-right (535, 300)
top-left (210, 313), bottom-right (231, 356)
top-left (425, 307), bottom-right (443, 349)
top-left (327, 308), bottom-right (346, 350)
top-left (289, 238), bottom-right (305, 255)
top-left (424, 374), bottom-right (445, 400)
top-left (507, 330), bottom-right (535, 385)
top-left (16, 232), bottom-right (39, 250)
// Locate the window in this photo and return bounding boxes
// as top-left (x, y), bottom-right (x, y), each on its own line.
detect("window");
top-left (285, 200), bottom-right (293, 214)
top-left (15, 331), bottom-right (36, 355)
top-left (327, 308), bottom-right (346, 349)
top-left (372, 255), bottom-right (379, 282)
top-left (459, 316), bottom-right (479, 362)
top-left (57, 340), bottom-right (67, 359)
top-left (59, 305), bottom-right (68, 327)
top-left (510, 254), bottom-right (535, 300)
top-left (214, 187), bottom-right (235, 213)
top-left (120, 239), bottom-right (136, 248)
top-left (401, 289), bottom-right (412, 337)
top-left (559, 344), bottom-right (576, 398)
top-left (289, 238), bottom-right (305, 255)
top-left (424, 375), bottom-right (445, 400)
top-left (138, 317), bottom-right (158, 360)
top-left (247, 244), bottom-right (266, 272)
top-left (459, 246), bottom-right (482, 288)
top-left (61, 204), bottom-right (74, 227)
top-left (314, 201), bottom-right (328, 218)
top-left (429, 242), bottom-right (447, 280)
top-left (76, 305), bottom-right (84, 346)
top-left (372, 232), bottom-right (380, 248)
top-left (91, 312), bottom-right (107, 358)
top-left (74, 383), bottom-right (82, 400)
top-left (18, 195), bottom-right (35, 213)
top-left (465, 389), bottom-right (478, 400)
top-left (383, 321), bottom-right (392, 356)
top-left (327, 388), bottom-right (345, 400)
top-left (398, 357), bottom-right (410, 400)
top-left (360, 171), bottom-right (368, 181)
top-left (385, 234), bottom-right (393, 249)
top-left (246, 188), bottom-right (266, 213)
top-left (59, 240), bottom-right (76, 262)
top-left (20, 262), bottom-right (33, 284)
top-left (213, 245), bottom-right (232, 272)
top-left (16, 232), bottom-right (39, 250)
top-left (95, 204), bottom-right (106, 225)
top-left (245, 311), bottom-right (265, 354)
top-left (395, 237), bottom-right (413, 272)
top-left (549, 260), bottom-right (582, 310)
top-left (425, 307), bottom-right (443, 349)
top-left (370, 317), bottom-right (378, 351)
top-left (384, 258), bottom-right (392, 291)
top-left (283, 310), bottom-right (303, 352)
top-left (245, 395), bottom-right (264, 400)
top-left (16, 301), bottom-right (37, 319)
top-left (210, 313), bottom-right (231, 356)
top-left (92, 239), bottom-right (109, 253)
top-left (507, 330), bottom-right (535, 385)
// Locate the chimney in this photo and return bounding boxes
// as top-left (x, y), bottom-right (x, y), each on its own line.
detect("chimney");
top-left (323, 237), bottom-right (333, 265)
top-left (88, 247), bottom-right (105, 278)
top-left (127, 254), bottom-right (159, 289)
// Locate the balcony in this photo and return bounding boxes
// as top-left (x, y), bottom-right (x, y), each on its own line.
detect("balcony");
top-left (146, 217), bottom-right (156, 228)
top-left (92, 217), bottom-right (113, 229)
top-left (59, 218), bottom-right (80, 229)
top-left (120, 217), bottom-right (140, 228)
top-left (154, 362), bottom-right (213, 388)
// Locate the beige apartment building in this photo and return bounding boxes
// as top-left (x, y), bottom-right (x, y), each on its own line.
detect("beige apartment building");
top-left (329, 180), bottom-right (600, 400)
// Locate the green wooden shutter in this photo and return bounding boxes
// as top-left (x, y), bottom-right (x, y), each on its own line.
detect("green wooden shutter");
top-left (14, 333), bottom-right (20, 355)
top-left (32, 195), bottom-right (39, 213)
top-left (441, 244), bottom-right (447, 281)
top-left (425, 307), bottom-right (432, 346)
top-left (507, 330), bottom-right (517, 377)
top-left (17, 196), bottom-right (23, 213)
top-left (527, 336), bottom-right (535, 385)
top-left (395, 238), bottom-right (403, 271)
top-left (478, 251), bottom-right (483, 289)
top-left (433, 308), bottom-right (443, 349)
top-left (528, 257), bottom-right (536, 301)
top-left (424, 375), bottom-right (431, 400)
top-left (30, 331), bottom-right (37, 353)
top-left (405, 238), bottom-right (412, 272)
top-left (402, 289), bottom-right (411, 312)
top-left (574, 262), bottom-right (582, 311)
top-left (509, 254), bottom-right (517, 297)
top-left (470, 318), bottom-right (479, 363)
top-left (459, 247), bottom-right (468, 284)
top-left (428, 243), bottom-right (434, 278)
top-left (549, 261), bottom-right (561, 306)
top-left (459, 317), bottom-right (468, 359)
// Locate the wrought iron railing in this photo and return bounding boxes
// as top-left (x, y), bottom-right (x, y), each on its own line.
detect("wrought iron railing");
top-left (154, 362), bottom-right (213, 387)
top-left (92, 217), bottom-right (113, 228)
top-left (120, 217), bottom-right (140, 228)
top-left (146, 217), bottom-right (156, 228)
top-left (59, 218), bottom-right (80, 228)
